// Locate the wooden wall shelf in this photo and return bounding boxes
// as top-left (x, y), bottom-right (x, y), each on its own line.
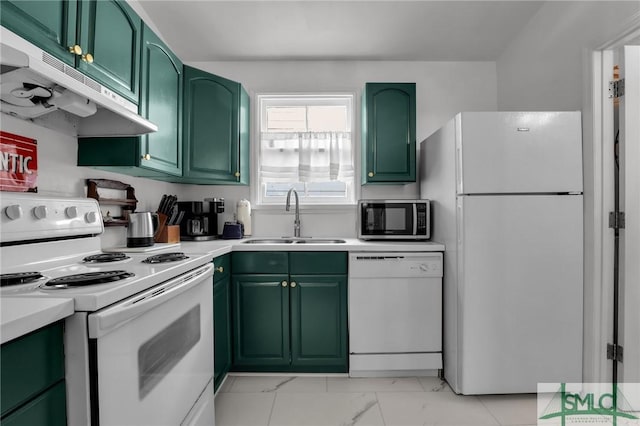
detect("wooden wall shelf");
top-left (86, 179), bottom-right (138, 227)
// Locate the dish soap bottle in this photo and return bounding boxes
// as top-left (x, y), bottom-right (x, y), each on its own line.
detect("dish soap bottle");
top-left (236, 199), bottom-right (252, 236)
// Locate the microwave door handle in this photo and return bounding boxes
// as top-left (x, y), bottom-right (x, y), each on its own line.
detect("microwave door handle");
top-left (88, 263), bottom-right (214, 339)
top-left (413, 203), bottom-right (418, 235)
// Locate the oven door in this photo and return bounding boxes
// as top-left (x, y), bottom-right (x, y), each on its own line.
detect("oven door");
top-left (87, 263), bottom-right (214, 426)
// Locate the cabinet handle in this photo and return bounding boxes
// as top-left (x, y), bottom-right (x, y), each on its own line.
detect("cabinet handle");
top-left (281, 281), bottom-right (288, 287)
top-left (368, 172), bottom-right (374, 177)
top-left (141, 154), bottom-right (151, 161)
top-left (290, 281), bottom-right (297, 288)
top-left (69, 45), bottom-right (83, 55)
top-left (82, 53), bottom-right (94, 64)
top-left (234, 172), bottom-right (240, 178)
top-left (216, 266), bottom-right (224, 273)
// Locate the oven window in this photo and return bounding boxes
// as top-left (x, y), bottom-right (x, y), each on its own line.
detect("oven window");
top-left (138, 305), bottom-right (200, 399)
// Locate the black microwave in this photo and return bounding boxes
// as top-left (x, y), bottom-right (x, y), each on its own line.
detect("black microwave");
top-left (357, 200), bottom-right (431, 240)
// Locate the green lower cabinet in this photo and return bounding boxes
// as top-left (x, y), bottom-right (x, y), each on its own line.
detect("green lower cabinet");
top-left (1, 381), bottom-right (67, 426)
top-left (290, 275), bottom-right (348, 371)
top-left (1, 322), bottom-right (66, 425)
top-left (231, 251), bottom-right (347, 373)
top-left (213, 255), bottom-right (232, 392)
top-left (232, 274), bottom-right (290, 370)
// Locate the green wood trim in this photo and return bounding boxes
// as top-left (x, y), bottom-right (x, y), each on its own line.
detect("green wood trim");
top-left (231, 252), bottom-right (288, 274)
top-left (289, 252), bottom-right (347, 275)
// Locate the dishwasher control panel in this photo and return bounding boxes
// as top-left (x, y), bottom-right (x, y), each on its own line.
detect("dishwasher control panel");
top-left (349, 252), bottom-right (443, 278)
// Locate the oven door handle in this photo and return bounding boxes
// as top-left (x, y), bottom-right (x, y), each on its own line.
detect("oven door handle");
top-left (88, 263), bottom-right (214, 338)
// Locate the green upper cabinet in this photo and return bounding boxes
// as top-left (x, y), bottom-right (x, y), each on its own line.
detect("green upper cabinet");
top-left (77, 24), bottom-right (183, 177)
top-left (1, 0), bottom-right (141, 104)
top-left (0, 0), bottom-right (78, 67)
top-left (76, 0), bottom-right (141, 103)
top-left (182, 66), bottom-right (249, 185)
top-left (361, 82), bottom-right (416, 184)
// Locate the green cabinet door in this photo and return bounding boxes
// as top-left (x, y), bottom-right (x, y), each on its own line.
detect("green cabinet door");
top-left (77, 0), bottom-right (141, 103)
top-left (362, 83), bottom-right (416, 184)
top-left (290, 275), bottom-right (348, 372)
top-left (213, 254), bottom-right (232, 392)
top-left (77, 24), bottom-right (182, 177)
top-left (183, 66), bottom-right (249, 185)
top-left (1, 0), bottom-right (78, 66)
top-left (138, 24), bottom-right (182, 175)
top-left (232, 274), bottom-right (290, 369)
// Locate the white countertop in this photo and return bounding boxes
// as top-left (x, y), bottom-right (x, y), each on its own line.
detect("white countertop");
top-left (1, 297), bottom-right (74, 344)
top-left (2, 238), bottom-right (444, 343)
top-left (177, 237), bottom-right (445, 257)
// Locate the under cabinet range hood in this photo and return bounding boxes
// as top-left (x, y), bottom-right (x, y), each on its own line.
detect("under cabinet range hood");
top-left (0, 27), bottom-right (158, 136)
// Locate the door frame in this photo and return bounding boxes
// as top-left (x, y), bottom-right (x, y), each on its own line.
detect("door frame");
top-left (583, 13), bottom-right (640, 383)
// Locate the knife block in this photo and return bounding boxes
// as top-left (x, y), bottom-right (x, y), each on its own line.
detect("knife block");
top-left (154, 212), bottom-right (180, 243)
top-left (156, 224), bottom-right (180, 243)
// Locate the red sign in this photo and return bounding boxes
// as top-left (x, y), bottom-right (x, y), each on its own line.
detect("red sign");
top-left (0, 131), bottom-right (38, 192)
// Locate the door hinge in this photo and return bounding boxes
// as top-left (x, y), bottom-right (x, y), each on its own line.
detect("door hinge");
top-left (607, 343), bottom-right (624, 362)
top-left (609, 212), bottom-right (626, 229)
top-left (609, 79), bottom-right (625, 98)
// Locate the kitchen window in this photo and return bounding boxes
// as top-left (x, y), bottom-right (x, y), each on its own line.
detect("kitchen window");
top-left (255, 94), bottom-right (355, 206)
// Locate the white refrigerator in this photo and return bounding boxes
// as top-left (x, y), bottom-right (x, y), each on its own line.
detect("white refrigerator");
top-left (420, 111), bottom-right (584, 394)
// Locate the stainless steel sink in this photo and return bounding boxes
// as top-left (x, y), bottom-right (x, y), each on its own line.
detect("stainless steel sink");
top-left (293, 239), bottom-right (346, 244)
top-left (242, 238), bottom-right (346, 244)
top-left (242, 239), bottom-right (295, 244)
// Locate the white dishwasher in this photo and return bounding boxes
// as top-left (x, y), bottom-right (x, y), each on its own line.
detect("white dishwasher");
top-left (349, 252), bottom-right (443, 377)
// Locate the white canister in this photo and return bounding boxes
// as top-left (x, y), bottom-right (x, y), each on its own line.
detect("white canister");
top-left (236, 199), bottom-right (252, 236)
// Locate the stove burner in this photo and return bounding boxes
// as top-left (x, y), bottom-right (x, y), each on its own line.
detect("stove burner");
top-left (1, 272), bottom-right (45, 287)
top-left (83, 252), bottom-right (131, 263)
top-left (42, 271), bottom-right (135, 289)
top-left (142, 252), bottom-right (189, 264)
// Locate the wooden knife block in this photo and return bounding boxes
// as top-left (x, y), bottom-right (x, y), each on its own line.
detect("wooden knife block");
top-left (156, 225), bottom-right (180, 243)
top-left (154, 212), bottom-right (180, 243)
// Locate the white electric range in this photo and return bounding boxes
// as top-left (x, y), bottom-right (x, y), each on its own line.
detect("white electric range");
top-left (0, 193), bottom-right (215, 426)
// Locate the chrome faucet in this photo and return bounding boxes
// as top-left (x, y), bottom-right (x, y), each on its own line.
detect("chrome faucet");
top-left (285, 188), bottom-right (301, 237)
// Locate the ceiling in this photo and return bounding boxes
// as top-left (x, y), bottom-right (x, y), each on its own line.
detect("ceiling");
top-left (137, 1), bottom-right (545, 62)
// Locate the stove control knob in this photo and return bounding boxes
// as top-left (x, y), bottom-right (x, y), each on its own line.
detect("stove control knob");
top-left (33, 205), bottom-right (48, 219)
top-left (65, 206), bottom-right (79, 218)
top-left (85, 211), bottom-right (98, 223)
top-left (5, 204), bottom-right (23, 220)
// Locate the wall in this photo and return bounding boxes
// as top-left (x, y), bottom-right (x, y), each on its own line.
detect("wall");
top-left (0, 114), bottom-right (183, 248)
top-left (183, 60), bottom-right (498, 237)
top-left (496, 1), bottom-right (640, 111)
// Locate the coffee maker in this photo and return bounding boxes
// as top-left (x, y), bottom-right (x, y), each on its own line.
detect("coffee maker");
top-left (177, 199), bottom-right (224, 240)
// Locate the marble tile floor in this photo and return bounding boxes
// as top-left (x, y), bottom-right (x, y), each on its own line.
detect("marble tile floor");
top-left (214, 375), bottom-right (539, 426)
